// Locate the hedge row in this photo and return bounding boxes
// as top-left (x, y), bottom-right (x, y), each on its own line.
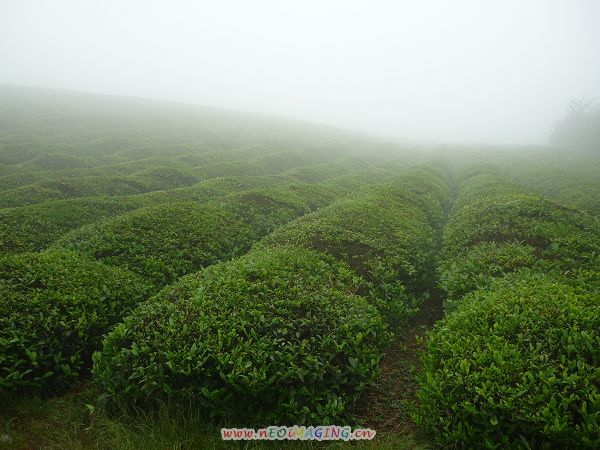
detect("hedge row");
top-left (0, 162), bottom-right (383, 255)
top-left (0, 172), bottom-right (384, 394)
top-left (0, 175), bottom-right (289, 254)
top-left (0, 149), bottom-right (342, 208)
top-left (258, 165), bottom-right (452, 324)
top-left (0, 171), bottom-right (394, 396)
top-left (93, 246), bottom-right (390, 422)
top-left (52, 184), bottom-right (337, 290)
top-left (0, 251), bottom-right (146, 390)
top-left (439, 172), bottom-right (599, 302)
top-left (414, 168), bottom-right (600, 448)
top-left (92, 165), bottom-right (451, 422)
top-left (504, 152), bottom-right (600, 216)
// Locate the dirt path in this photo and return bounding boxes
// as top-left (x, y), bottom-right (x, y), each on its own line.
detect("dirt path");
top-left (356, 288), bottom-right (444, 434)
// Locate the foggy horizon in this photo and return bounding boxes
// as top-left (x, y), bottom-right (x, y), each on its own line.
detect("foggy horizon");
top-left (2, 0), bottom-right (599, 145)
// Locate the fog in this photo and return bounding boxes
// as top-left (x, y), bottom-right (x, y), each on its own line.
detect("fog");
top-left (1, 0), bottom-right (599, 145)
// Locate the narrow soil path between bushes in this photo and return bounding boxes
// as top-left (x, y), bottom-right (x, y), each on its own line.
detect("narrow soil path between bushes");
top-left (356, 287), bottom-right (444, 435)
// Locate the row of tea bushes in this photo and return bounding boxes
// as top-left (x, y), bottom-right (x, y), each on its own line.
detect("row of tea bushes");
top-left (0, 159), bottom-right (381, 254)
top-left (93, 246), bottom-right (390, 423)
top-left (439, 171), bottom-right (599, 301)
top-left (502, 151), bottom-right (600, 216)
top-left (0, 175), bottom-right (291, 254)
top-left (258, 165), bottom-right (452, 324)
top-left (414, 168), bottom-right (600, 448)
top-left (0, 151), bottom-right (251, 192)
top-left (0, 196), bottom-right (145, 254)
top-left (0, 149), bottom-right (342, 208)
top-left (0, 184), bottom-right (341, 391)
top-left (0, 173), bottom-right (382, 394)
top-left (0, 251), bottom-right (146, 390)
top-left (92, 165), bottom-right (451, 423)
top-left (51, 184), bottom-right (337, 290)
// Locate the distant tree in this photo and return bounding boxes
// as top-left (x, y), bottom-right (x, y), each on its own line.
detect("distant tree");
top-left (551, 98), bottom-right (600, 153)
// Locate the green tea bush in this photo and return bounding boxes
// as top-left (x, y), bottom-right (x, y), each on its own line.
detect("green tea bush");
top-left (0, 176), bottom-right (302, 255)
top-left (130, 175), bottom-right (287, 204)
top-left (0, 196), bottom-right (146, 253)
top-left (282, 162), bottom-right (351, 183)
top-left (0, 176), bottom-right (149, 207)
top-left (415, 273), bottom-right (600, 449)
top-left (259, 166), bottom-right (451, 325)
top-left (189, 150), bottom-right (322, 181)
top-left (445, 194), bottom-right (599, 261)
top-left (438, 241), bottom-right (538, 303)
top-left (506, 154), bottom-right (600, 216)
top-left (93, 246), bottom-right (390, 422)
top-left (52, 202), bottom-right (253, 289)
top-left (53, 185), bottom-right (335, 289)
top-left (0, 171), bottom-right (47, 191)
top-left (24, 153), bottom-right (99, 170)
top-left (419, 167), bottom-right (600, 448)
top-left (0, 250), bottom-right (146, 390)
top-left (127, 166), bottom-right (199, 190)
top-left (0, 166), bottom-right (200, 208)
top-left (442, 169), bottom-right (600, 289)
top-left (318, 168), bottom-right (394, 194)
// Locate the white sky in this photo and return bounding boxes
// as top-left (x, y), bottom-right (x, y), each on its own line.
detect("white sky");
top-left (1, 0), bottom-right (599, 144)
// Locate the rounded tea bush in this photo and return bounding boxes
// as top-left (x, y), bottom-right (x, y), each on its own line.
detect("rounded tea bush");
top-left (438, 241), bottom-right (539, 302)
top-left (0, 250), bottom-right (146, 391)
top-left (414, 273), bottom-right (600, 449)
top-left (93, 246), bottom-right (391, 422)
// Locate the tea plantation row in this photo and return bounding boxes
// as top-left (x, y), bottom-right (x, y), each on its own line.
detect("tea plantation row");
top-left (0, 150), bottom-right (370, 208)
top-left (0, 161), bottom-right (394, 254)
top-left (92, 164), bottom-right (452, 423)
top-left (414, 168), bottom-right (600, 448)
top-left (502, 152), bottom-right (600, 216)
top-left (0, 169), bottom-right (392, 392)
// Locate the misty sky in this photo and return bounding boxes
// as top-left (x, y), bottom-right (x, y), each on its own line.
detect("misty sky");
top-left (1, 0), bottom-right (599, 144)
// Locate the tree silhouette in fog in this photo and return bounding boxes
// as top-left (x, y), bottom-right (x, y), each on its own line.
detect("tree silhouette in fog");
top-left (552, 98), bottom-right (600, 153)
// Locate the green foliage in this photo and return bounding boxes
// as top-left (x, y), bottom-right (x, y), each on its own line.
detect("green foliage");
top-left (93, 246), bottom-right (391, 423)
top-left (505, 154), bottom-right (600, 216)
top-left (415, 273), bottom-right (600, 449)
top-left (0, 175), bottom-right (306, 255)
top-left (439, 241), bottom-right (538, 302)
top-left (0, 197), bottom-right (145, 253)
top-left (443, 178), bottom-right (600, 275)
top-left (52, 202), bottom-right (252, 290)
top-left (259, 166), bottom-right (451, 325)
top-left (318, 168), bottom-right (394, 194)
top-left (0, 251), bottom-right (146, 391)
top-left (420, 167), bottom-right (600, 448)
top-left (52, 185), bottom-right (334, 290)
top-left (0, 177), bottom-right (149, 208)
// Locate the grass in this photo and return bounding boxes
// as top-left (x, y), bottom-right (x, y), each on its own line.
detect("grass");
top-left (0, 388), bottom-right (428, 450)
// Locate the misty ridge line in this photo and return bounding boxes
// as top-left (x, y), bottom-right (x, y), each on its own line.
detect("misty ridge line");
top-left (2, 1), bottom-right (599, 144)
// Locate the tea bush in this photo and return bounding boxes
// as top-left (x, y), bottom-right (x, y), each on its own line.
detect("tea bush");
top-left (93, 246), bottom-right (390, 422)
top-left (259, 166), bottom-right (451, 325)
top-left (0, 250), bottom-right (146, 390)
top-left (438, 241), bottom-right (538, 303)
top-left (53, 185), bottom-right (335, 289)
top-left (506, 154), bottom-right (600, 216)
top-left (415, 273), bottom-right (600, 449)
top-left (0, 175), bottom-right (295, 254)
top-left (440, 169), bottom-right (600, 299)
top-left (0, 196), bottom-right (145, 253)
top-left (418, 167), bottom-right (600, 448)
top-left (0, 176), bottom-right (149, 208)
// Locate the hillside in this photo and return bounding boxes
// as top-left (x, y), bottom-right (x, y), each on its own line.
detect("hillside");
top-left (0, 86), bottom-right (599, 449)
